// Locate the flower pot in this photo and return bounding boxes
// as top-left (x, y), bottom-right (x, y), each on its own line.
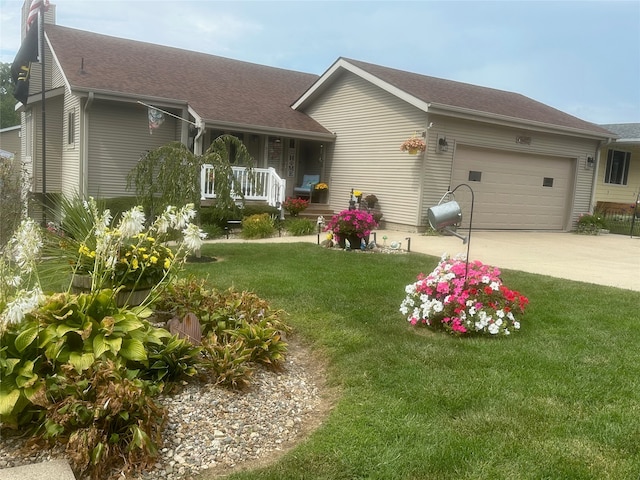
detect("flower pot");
top-left (116, 287), bottom-right (152, 307)
top-left (408, 148), bottom-right (419, 155)
top-left (71, 274), bottom-right (92, 293)
top-left (338, 234), bottom-right (363, 250)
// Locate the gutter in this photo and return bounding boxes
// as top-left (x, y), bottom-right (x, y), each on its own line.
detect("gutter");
top-left (424, 103), bottom-right (617, 141)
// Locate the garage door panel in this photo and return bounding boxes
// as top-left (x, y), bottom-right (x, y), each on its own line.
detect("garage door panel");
top-left (451, 146), bottom-right (573, 230)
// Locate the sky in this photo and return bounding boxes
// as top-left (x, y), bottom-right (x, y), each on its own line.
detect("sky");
top-left (1, 0), bottom-right (639, 125)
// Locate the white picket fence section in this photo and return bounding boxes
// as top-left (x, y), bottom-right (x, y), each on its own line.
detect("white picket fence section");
top-left (201, 165), bottom-right (286, 208)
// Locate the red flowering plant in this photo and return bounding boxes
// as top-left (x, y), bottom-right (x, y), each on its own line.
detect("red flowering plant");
top-left (325, 209), bottom-right (378, 240)
top-left (282, 197), bottom-right (309, 216)
top-left (400, 254), bottom-right (529, 336)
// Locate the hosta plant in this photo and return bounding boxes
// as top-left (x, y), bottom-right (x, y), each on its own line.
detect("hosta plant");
top-left (400, 255), bottom-right (529, 336)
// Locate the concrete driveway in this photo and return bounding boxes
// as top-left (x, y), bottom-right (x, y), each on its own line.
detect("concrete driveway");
top-left (210, 230), bottom-right (640, 292)
top-left (377, 230), bottom-right (640, 292)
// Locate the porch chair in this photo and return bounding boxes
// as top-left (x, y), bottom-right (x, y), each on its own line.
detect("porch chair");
top-left (293, 174), bottom-right (320, 200)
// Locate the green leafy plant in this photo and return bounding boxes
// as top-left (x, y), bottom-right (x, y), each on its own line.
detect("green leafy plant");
top-left (154, 278), bottom-right (291, 386)
top-left (38, 360), bottom-right (166, 480)
top-left (286, 217), bottom-right (316, 236)
top-left (576, 212), bottom-right (607, 234)
top-left (241, 213), bottom-right (276, 239)
top-left (200, 334), bottom-right (254, 390)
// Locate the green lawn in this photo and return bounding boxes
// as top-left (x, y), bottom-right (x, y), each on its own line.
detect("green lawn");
top-left (186, 243), bottom-right (640, 480)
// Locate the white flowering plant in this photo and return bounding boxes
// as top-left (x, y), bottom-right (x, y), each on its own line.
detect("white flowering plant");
top-left (0, 218), bottom-right (46, 329)
top-left (400, 255), bottom-right (529, 336)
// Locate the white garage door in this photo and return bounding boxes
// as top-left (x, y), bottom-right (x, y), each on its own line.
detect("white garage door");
top-left (450, 146), bottom-right (574, 230)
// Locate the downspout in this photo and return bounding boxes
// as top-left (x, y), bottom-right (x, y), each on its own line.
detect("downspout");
top-left (81, 92), bottom-right (94, 197)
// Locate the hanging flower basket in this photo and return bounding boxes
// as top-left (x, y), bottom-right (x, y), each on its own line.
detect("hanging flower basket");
top-left (400, 136), bottom-right (426, 155)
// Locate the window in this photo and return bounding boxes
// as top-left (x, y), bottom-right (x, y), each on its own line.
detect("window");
top-left (67, 111), bottom-right (75, 145)
top-left (543, 177), bottom-right (554, 187)
top-left (604, 149), bottom-right (631, 185)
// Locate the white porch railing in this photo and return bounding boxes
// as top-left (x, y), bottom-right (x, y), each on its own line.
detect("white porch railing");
top-left (201, 165), bottom-right (286, 208)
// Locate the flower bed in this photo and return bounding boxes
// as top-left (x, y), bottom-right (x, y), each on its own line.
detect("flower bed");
top-left (400, 255), bottom-right (528, 336)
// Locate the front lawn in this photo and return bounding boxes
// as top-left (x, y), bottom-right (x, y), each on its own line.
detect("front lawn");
top-left (186, 243), bottom-right (640, 480)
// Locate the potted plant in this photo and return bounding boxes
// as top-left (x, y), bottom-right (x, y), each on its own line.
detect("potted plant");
top-left (400, 136), bottom-right (426, 155)
top-left (282, 197), bottom-right (310, 216)
top-left (325, 209), bottom-right (378, 249)
top-left (314, 182), bottom-right (329, 202)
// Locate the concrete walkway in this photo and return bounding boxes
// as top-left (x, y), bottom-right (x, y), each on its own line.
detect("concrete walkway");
top-left (208, 230), bottom-right (640, 292)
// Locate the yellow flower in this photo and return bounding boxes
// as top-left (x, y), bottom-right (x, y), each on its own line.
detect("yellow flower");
top-left (164, 258), bottom-right (171, 269)
top-left (150, 255), bottom-right (158, 264)
top-left (132, 258), bottom-right (139, 270)
top-left (78, 245), bottom-right (95, 257)
top-left (353, 190), bottom-right (362, 197)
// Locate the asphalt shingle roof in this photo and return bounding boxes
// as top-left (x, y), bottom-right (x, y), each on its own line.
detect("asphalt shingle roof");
top-left (44, 24), bottom-right (616, 139)
top-left (600, 123), bottom-right (640, 141)
top-left (45, 25), bottom-right (331, 135)
top-left (344, 58), bottom-right (614, 137)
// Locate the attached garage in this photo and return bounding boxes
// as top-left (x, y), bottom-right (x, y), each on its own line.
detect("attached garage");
top-left (451, 146), bottom-right (575, 230)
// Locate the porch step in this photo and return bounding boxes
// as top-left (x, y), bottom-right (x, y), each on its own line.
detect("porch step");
top-left (299, 203), bottom-right (334, 220)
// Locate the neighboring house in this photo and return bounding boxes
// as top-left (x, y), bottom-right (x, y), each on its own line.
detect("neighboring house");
top-left (15, 2), bottom-right (616, 231)
top-left (594, 123), bottom-right (640, 214)
top-left (0, 125), bottom-right (22, 161)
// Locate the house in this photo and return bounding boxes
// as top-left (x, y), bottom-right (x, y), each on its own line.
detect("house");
top-left (594, 123), bottom-right (639, 215)
top-left (0, 125), bottom-right (22, 160)
top-left (16, 3), bottom-right (334, 215)
top-left (15, 2), bottom-right (616, 231)
top-left (293, 58), bottom-right (616, 231)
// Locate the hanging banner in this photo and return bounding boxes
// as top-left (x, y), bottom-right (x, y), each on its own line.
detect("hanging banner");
top-left (148, 107), bottom-right (165, 134)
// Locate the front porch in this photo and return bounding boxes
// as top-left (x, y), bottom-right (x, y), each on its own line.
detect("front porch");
top-left (200, 165), bottom-right (286, 208)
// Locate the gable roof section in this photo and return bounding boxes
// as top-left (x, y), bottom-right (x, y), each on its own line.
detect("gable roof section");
top-left (294, 57), bottom-right (614, 139)
top-left (45, 25), bottom-right (332, 137)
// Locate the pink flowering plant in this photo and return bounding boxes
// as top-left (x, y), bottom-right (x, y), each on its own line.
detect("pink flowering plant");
top-left (400, 255), bottom-right (529, 336)
top-left (400, 136), bottom-right (426, 153)
top-left (325, 209), bottom-right (378, 240)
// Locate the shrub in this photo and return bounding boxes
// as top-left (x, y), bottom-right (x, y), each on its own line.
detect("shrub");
top-left (241, 213), bottom-right (276, 239)
top-left (154, 278), bottom-right (291, 386)
top-left (576, 213), bottom-right (607, 235)
top-left (38, 360), bottom-right (166, 480)
top-left (286, 217), bottom-right (316, 236)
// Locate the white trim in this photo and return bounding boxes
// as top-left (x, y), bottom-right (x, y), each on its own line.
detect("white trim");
top-left (293, 58), bottom-right (430, 112)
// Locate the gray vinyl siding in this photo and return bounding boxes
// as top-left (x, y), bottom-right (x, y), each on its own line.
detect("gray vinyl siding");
top-left (303, 72), bottom-right (428, 228)
top-left (426, 115), bottom-right (599, 229)
top-left (61, 93), bottom-right (81, 197)
top-left (87, 101), bottom-right (178, 198)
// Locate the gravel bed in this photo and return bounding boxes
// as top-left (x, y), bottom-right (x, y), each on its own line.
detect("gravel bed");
top-left (0, 341), bottom-right (327, 479)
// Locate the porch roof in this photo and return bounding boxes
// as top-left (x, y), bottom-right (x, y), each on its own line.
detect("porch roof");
top-left (45, 25), bottom-right (332, 137)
